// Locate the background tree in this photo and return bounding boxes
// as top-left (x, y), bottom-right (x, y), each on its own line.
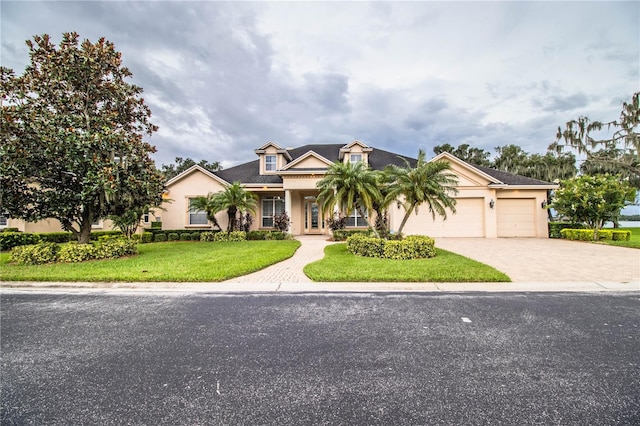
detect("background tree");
top-left (550, 174), bottom-right (636, 240)
top-left (384, 150), bottom-right (459, 235)
top-left (433, 143), bottom-right (491, 166)
top-left (551, 92), bottom-right (640, 187)
top-left (161, 157), bottom-right (222, 180)
top-left (109, 208), bottom-right (145, 238)
top-left (1, 32), bottom-right (164, 243)
top-left (316, 161), bottom-right (382, 236)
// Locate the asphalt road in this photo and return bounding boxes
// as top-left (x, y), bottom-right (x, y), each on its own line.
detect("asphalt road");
top-left (1, 291), bottom-right (639, 425)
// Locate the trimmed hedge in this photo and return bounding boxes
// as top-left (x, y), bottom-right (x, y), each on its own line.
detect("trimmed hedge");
top-left (11, 239), bottom-right (137, 265)
top-left (0, 232), bottom-right (41, 251)
top-left (346, 234), bottom-right (436, 260)
top-left (214, 231), bottom-right (246, 242)
top-left (167, 232), bottom-right (180, 241)
top-left (560, 228), bottom-right (631, 241)
top-left (548, 222), bottom-right (586, 239)
top-left (154, 233), bottom-right (167, 242)
top-left (141, 232), bottom-right (153, 243)
top-left (246, 230), bottom-right (291, 240)
top-left (332, 229), bottom-right (371, 242)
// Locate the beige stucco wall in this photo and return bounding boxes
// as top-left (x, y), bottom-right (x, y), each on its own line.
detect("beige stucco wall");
top-left (162, 170), bottom-right (228, 230)
top-left (5, 217), bottom-right (118, 233)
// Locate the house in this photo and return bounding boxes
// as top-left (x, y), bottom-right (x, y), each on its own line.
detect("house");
top-left (160, 140), bottom-right (557, 238)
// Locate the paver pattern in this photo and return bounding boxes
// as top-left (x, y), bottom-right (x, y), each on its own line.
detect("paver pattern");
top-left (435, 237), bottom-right (640, 283)
top-left (222, 235), bottom-right (333, 284)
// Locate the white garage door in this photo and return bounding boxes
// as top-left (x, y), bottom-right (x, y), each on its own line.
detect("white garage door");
top-left (497, 198), bottom-right (536, 237)
top-left (402, 198), bottom-right (485, 237)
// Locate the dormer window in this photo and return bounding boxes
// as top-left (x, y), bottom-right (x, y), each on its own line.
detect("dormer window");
top-left (350, 154), bottom-right (362, 163)
top-left (265, 155), bottom-right (277, 171)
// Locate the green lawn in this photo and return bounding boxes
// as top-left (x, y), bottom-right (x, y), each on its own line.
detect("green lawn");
top-left (0, 240), bottom-right (300, 282)
top-left (304, 243), bottom-right (510, 282)
top-left (597, 227), bottom-right (640, 249)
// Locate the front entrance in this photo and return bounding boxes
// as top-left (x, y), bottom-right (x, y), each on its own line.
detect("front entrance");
top-left (303, 198), bottom-right (322, 234)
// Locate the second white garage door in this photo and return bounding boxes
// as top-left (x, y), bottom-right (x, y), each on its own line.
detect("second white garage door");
top-left (497, 198), bottom-right (536, 237)
top-left (401, 198), bottom-right (485, 237)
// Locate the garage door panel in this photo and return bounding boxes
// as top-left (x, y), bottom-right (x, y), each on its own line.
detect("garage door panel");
top-left (497, 199), bottom-right (536, 237)
top-left (402, 198), bottom-right (484, 237)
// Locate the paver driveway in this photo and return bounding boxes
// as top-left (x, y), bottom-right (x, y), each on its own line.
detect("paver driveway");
top-left (435, 237), bottom-right (640, 283)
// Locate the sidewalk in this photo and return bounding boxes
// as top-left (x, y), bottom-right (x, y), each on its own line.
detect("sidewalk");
top-left (2, 235), bottom-right (639, 293)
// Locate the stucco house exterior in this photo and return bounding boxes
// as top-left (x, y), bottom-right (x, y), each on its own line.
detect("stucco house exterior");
top-left (160, 140), bottom-right (556, 238)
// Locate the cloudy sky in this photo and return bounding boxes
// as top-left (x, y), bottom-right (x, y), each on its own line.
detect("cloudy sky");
top-left (2, 1), bottom-right (638, 169)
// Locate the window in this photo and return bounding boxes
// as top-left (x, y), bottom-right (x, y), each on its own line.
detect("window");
top-left (265, 155), bottom-right (277, 172)
top-left (350, 154), bottom-right (362, 163)
top-left (261, 196), bottom-right (285, 227)
top-left (345, 209), bottom-right (368, 227)
top-left (0, 214), bottom-right (7, 228)
top-left (143, 213), bottom-right (150, 224)
top-left (188, 199), bottom-right (208, 225)
top-left (91, 219), bottom-right (103, 229)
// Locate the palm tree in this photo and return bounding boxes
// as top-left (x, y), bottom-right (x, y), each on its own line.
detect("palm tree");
top-left (215, 182), bottom-right (258, 232)
top-left (384, 150), bottom-right (459, 235)
top-left (188, 193), bottom-right (222, 230)
top-left (190, 182), bottom-right (257, 232)
top-left (316, 161), bottom-right (382, 236)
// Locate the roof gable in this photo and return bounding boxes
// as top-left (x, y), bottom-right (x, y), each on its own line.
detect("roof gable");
top-left (165, 165), bottom-right (229, 187)
top-left (280, 150), bottom-right (334, 171)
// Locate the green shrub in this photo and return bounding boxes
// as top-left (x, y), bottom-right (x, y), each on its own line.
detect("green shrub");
top-left (37, 232), bottom-right (73, 243)
top-left (0, 232), bottom-right (41, 250)
top-left (560, 228), bottom-right (623, 241)
top-left (346, 234), bottom-right (436, 260)
top-left (151, 221), bottom-right (162, 229)
top-left (141, 232), bottom-right (153, 243)
top-left (179, 233), bottom-right (192, 241)
top-left (548, 222), bottom-right (586, 239)
top-left (90, 231), bottom-right (123, 241)
top-left (346, 234), bottom-right (385, 258)
top-left (93, 238), bottom-right (137, 259)
top-left (131, 234), bottom-right (142, 242)
top-left (247, 230), bottom-right (268, 240)
top-left (10, 242), bottom-right (60, 265)
top-left (333, 229), bottom-right (371, 242)
top-left (200, 232), bottom-right (216, 242)
top-left (154, 233), bottom-right (167, 242)
top-left (58, 243), bottom-right (98, 263)
top-left (213, 231), bottom-right (246, 242)
top-left (168, 232), bottom-right (179, 241)
top-left (386, 235), bottom-right (436, 259)
top-left (612, 230), bottom-right (631, 241)
top-left (1, 227), bottom-right (20, 233)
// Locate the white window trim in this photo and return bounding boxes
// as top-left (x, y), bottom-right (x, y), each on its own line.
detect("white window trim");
top-left (91, 220), bottom-right (104, 229)
top-left (265, 155), bottom-right (277, 172)
top-left (188, 198), bottom-right (209, 226)
top-left (261, 196), bottom-right (285, 228)
top-left (350, 153), bottom-right (362, 163)
top-left (0, 214), bottom-right (8, 228)
top-left (345, 209), bottom-right (368, 227)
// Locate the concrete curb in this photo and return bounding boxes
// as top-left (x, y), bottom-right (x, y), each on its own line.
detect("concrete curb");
top-left (2, 280), bottom-right (638, 294)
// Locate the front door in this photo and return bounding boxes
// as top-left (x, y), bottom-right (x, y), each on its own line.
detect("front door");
top-left (304, 199), bottom-right (321, 234)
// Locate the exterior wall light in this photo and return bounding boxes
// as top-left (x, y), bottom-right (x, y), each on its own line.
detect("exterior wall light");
top-left (541, 200), bottom-right (547, 209)
top-left (489, 199), bottom-right (495, 209)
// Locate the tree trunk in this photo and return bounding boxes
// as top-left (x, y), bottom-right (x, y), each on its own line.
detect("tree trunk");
top-left (227, 207), bottom-right (237, 232)
top-left (78, 220), bottom-right (92, 244)
top-left (397, 205), bottom-right (415, 236)
top-left (359, 207), bottom-right (379, 238)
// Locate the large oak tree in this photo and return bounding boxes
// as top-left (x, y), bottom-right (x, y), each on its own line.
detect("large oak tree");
top-left (1, 32), bottom-right (165, 243)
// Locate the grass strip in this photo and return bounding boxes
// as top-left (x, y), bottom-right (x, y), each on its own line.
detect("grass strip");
top-left (0, 240), bottom-right (300, 282)
top-left (304, 243), bottom-right (510, 282)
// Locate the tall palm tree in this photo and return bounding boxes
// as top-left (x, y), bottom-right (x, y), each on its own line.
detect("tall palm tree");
top-left (316, 161), bottom-right (383, 236)
top-left (215, 181), bottom-right (258, 232)
top-left (190, 182), bottom-right (257, 232)
top-left (384, 150), bottom-right (459, 235)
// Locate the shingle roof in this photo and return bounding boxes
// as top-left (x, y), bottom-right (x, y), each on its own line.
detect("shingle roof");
top-left (211, 144), bottom-right (551, 187)
top-left (472, 164), bottom-right (554, 186)
top-left (215, 144), bottom-right (417, 184)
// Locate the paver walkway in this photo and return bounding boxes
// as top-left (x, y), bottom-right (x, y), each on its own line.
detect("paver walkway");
top-left (222, 235), bottom-right (333, 284)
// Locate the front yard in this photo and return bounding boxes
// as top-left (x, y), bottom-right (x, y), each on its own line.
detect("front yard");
top-left (0, 240), bottom-right (301, 282)
top-left (304, 243), bottom-right (511, 282)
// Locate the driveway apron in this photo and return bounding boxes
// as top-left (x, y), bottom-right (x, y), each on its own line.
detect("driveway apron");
top-left (435, 237), bottom-right (640, 283)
